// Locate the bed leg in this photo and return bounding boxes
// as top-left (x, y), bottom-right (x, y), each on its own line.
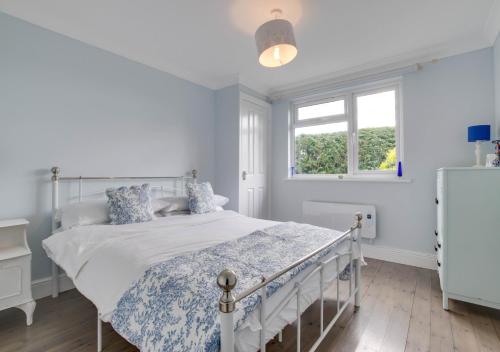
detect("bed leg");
top-left (51, 261), bottom-right (59, 298)
top-left (97, 313), bottom-right (102, 352)
top-left (218, 269), bottom-right (237, 352)
top-left (354, 258), bottom-right (361, 309)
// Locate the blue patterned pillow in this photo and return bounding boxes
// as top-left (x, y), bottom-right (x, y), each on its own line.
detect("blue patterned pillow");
top-left (186, 182), bottom-right (216, 214)
top-left (106, 184), bottom-right (154, 225)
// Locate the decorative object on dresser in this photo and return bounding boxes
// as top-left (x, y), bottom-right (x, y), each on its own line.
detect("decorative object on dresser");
top-left (491, 139), bottom-right (500, 167)
top-left (486, 153), bottom-right (498, 167)
top-left (0, 218), bottom-right (36, 325)
top-left (436, 167), bottom-right (500, 310)
top-left (467, 124), bottom-right (490, 167)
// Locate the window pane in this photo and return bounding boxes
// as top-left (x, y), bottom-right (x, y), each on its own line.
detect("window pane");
top-left (297, 100), bottom-right (344, 120)
top-left (295, 122), bottom-right (348, 174)
top-left (356, 90), bottom-right (397, 171)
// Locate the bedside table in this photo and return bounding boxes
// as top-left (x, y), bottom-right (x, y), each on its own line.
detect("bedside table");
top-left (0, 219), bottom-right (36, 325)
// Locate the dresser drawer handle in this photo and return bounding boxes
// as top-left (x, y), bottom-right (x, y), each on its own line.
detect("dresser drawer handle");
top-left (437, 242), bottom-right (441, 248)
top-left (434, 245), bottom-right (438, 252)
top-left (437, 260), bottom-right (441, 267)
top-left (434, 230), bottom-right (438, 237)
top-left (435, 198), bottom-right (439, 205)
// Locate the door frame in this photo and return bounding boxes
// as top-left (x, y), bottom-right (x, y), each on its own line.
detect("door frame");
top-left (239, 92), bottom-right (272, 219)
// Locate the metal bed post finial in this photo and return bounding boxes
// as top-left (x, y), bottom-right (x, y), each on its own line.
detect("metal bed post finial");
top-left (355, 212), bottom-right (362, 228)
top-left (217, 269), bottom-right (237, 313)
top-left (51, 166), bottom-right (60, 181)
top-left (218, 269), bottom-right (237, 352)
top-left (351, 212), bottom-right (363, 234)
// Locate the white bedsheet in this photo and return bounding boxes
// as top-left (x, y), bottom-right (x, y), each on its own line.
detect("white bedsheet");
top-left (42, 210), bottom-right (359, 351)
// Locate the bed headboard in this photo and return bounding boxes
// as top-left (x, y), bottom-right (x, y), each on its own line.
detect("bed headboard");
top-left (50, 166), bottom-right (197, 233)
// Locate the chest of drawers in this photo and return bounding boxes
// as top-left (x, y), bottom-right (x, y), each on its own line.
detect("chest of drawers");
top-left (436, 168), bottom-right (500, 310)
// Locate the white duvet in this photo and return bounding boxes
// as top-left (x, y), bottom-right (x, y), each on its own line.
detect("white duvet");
top-left (43, 210), bottom-right (358, 351)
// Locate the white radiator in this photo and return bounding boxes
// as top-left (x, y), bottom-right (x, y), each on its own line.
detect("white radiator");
top-left (302, 201), bottom-right (376, 240)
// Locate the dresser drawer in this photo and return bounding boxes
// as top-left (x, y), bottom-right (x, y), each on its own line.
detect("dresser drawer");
top-left (434, 229), bottom-right (443, 246)
top-left (434, 241), bottom-right (443, 262)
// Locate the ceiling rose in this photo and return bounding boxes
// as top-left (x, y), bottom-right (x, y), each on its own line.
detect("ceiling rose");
top-left (255, 9), bottom-right (298, 68)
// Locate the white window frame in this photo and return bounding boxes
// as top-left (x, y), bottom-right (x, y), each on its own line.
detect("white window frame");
top-left (290, 78), bottom-right (403, 178)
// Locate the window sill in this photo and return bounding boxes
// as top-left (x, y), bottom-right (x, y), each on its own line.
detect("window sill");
top-left (284, 175), bottom-right (412, 183)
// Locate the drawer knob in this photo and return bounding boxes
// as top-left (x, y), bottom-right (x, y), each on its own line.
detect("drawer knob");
top-left (437, 242), bottom-right (441, 248)
top-left (434, 245), bottom-right (437, 252)
top-left (434, 230), bottom-right (438, 237)
top-left (437, 260), bottom-right (441, 267)
top-left (435, 198), bottom-right (439, 205)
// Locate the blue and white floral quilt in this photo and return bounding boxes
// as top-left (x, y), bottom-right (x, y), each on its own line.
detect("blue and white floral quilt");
top-left (111, 222), bottom-right (351, 351)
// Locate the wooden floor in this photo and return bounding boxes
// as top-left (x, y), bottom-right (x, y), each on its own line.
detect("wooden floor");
top-left (1, 259), bottom-right (500, 352)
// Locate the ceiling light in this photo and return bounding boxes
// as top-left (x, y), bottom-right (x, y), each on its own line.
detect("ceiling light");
top-left (255, 9), bottom-right (297, 68)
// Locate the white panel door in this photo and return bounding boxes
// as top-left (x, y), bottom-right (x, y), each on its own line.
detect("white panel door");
top-left (239, 96), bottom-right (269, 219)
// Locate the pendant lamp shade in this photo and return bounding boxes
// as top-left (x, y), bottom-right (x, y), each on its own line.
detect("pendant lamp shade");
top-left (255, 18), bottom-right (297, 68)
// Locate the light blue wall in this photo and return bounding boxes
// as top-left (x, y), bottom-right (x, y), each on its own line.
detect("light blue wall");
top-left (214, 85), bottom-right (240, 211)
top-left (0, 13), bottom-right (216, 280)
top-left (495, 34), bottom-right (500, 137)
top-left (271, 48), bottom-right (495, 254)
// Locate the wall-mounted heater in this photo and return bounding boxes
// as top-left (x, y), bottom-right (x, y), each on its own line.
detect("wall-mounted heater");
top-left (302, 201), bottom-right (376, 240)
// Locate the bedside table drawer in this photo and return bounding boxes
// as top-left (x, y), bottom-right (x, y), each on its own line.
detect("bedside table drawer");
top-left (0, 264), bottom-right (22, 299)
top-left (0, 255), bottom-right (31, 310)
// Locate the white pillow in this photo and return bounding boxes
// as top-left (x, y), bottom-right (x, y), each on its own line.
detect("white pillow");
top-left (214, 195), bottom-right (229, 207)
top-left (154, 196), bottom-right (190, 216)
top-left (153, 195), bottom-right (228, 216)
top-left (151, 198), bottom-right (171, 213)
top-left (60, 200), bottom-right (110, 230)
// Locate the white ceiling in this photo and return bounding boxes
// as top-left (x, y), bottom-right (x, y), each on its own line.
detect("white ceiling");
top-left (1, 0), bottom-right (499, 95)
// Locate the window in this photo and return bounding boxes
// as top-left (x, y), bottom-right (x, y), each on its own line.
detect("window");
top-left (291, 80), bottom-right (401, 177)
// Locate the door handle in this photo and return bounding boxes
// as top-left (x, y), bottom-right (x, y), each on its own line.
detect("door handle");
top-left (242, 171), bottom-right (247, 180)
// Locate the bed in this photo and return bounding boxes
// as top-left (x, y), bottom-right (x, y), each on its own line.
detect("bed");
top-left (43, 167), bottom-right (363, 352)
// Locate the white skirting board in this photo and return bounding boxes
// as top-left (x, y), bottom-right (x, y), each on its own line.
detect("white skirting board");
top-left (30, 245), bottom-right (436, 300)
top-left (362, 244), bottom-right (437, 270)
top-left (32, 274), bottom-right (75, 300)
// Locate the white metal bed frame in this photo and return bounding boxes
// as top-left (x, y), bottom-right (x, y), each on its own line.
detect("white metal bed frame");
top-left (49, 166), bottom-right (362, 352)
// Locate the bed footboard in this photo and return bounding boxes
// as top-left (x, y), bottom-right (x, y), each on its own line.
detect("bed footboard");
top-left (217, 213), bottom-right (363, 352)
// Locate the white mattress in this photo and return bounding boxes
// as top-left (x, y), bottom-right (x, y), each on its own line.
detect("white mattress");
top-left (42, 210), bottom-right (359, 351)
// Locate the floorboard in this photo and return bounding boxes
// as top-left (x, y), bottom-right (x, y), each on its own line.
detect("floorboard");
top-left (1, 259), bottom-right (499, 352)
top-left (405, 268), bottom-right (431, 352)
